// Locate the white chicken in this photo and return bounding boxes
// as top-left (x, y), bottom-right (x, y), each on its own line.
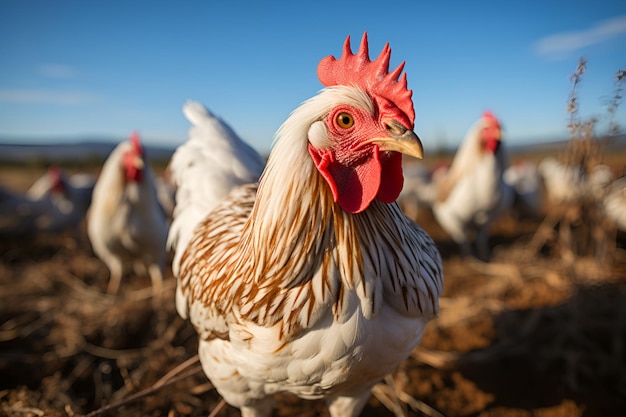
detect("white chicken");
top-left (25, 166), bottom-right (66, 201)
top-left (27, 166), bottom-right (95, 236)
top-left (169, 33), bottom-right (443, 417)
top-left (87, 133), bottom-right (168, 294)
top-left (167, 99), bottom-right (265, 278)
top-left (396, 162), bottom-right (437, 221)
top-left (0, 184), bottom-right (56, 238)
top-left (432, 112), bottom-right (513, 260)
top-left (538, 157), bottom-right (586, 204)
top-left (503, 161), bottom-right (544, 219)
top-left (0, 166), bottom-right (94, 238)
top-left (155, 174), bottom-right (176, 219)
top-left (603, 176), bottom-right (626, 232)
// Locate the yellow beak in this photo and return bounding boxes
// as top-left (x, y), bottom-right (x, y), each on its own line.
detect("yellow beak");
top-left (373, 120), bottom-right (424, 159)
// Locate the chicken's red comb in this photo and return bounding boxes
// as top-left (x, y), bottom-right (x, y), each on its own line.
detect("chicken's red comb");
top-left (483, 111), bottom-right (500, 127)
top-left (317, 32), bottom-right (414, 127)
top-left (48, 165), bottom-right (61, 185)
top-left (130, 131), bottom-right (144, 155)
top-left (48, 165), bottom-right (64, 192)
top-left (48, 165), bottom-right (61, 179)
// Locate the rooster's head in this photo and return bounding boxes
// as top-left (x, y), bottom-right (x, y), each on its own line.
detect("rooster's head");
top-left (306, 33), bottom-right (423, 214)
top-left (48, 165), bottom-right (66, 195)
top-left (122, 132), bottom-right (145, 183)
top-left (480, 111), bottom-right (502, 154)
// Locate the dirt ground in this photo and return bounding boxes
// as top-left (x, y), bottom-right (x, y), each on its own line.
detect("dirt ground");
top-left (1, 164), bottom-right (625, 417)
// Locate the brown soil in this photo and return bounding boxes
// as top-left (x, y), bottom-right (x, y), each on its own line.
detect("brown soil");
top-left (1, 166), bottom-right (625, 417)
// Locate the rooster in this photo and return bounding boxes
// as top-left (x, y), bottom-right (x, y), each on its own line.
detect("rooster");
top-left (432, 112), bottom-right (513, 260)
top-left (87, 133), bottom-right (168, 294)
top-left (170, 33), bottom-right (443, 417)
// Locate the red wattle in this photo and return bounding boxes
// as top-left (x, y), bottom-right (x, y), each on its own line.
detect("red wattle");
top-left (309, 144), bottom-right (382, 213)
top-left (337, 155), bottom-right (382, 213)
top-left (123, 152), bottom-right (144, 183)
top-left (485, 138), bottom-right (500, 153)
top-left (376, 151), bottom-right (404, 203)
top-left (309, 145), bottom-right (405, 214)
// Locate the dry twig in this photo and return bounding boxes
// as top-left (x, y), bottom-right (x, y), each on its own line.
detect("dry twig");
top-left (84, 356), bottom-right (204, 417)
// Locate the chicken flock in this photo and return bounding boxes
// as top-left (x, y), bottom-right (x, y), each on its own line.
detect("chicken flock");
top-left (1, 32), bottom-right (625, 417)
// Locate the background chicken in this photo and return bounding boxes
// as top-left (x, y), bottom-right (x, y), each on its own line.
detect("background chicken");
top-left (604, 175), bottom-right (626, 232)
top-left (24, 166), bottom-right (65, 201)
top-left (28, 166), bottom-right (96, 237)
top-left (167, 99), bottom-right (265, 278)
top-left (170, 33), bottom-right (443, 417)
top-left (537, 157), bottom-right (587, 204)
top-left (432, 112), bottom-right (513, 260)
top-left (155, 173), bottom-right (177, 219)
top-left (0, 183), bottom-right (57, 238)
top-left (87, 133), bottom-right (168, 294)
top-left (396, 162), bottom-right (438, 222)
top-left (503, 161), bottom-right (544, 219)
top-left (0, 166), bottom-right (94, 238)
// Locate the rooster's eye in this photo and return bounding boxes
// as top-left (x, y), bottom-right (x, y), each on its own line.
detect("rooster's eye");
top-left (336, 112), bottom-right (354, 129)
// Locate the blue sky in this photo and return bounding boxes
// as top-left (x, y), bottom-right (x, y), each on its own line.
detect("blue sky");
top-left (0, 0), bottom-right (625, 154)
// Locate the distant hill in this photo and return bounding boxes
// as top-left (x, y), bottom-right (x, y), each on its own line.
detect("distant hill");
top-left (428, 133), bottom-right (626, 158)
top-left (0, 141), bottom-right (176, 165)
top-left (0, 134), bottom-right (623, 166)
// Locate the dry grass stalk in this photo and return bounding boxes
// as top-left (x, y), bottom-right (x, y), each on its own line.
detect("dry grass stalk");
top-left (531, 58), bottom-right (624, 268)
top-left (606, 69), bottom-right (626, 138)
top-left (84, 356), bottom-right (204, 417)
top-left (372, 375), bottom-right (445, 417)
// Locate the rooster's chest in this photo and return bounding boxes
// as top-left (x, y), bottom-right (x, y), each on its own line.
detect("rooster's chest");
top-left (209, 298), bottom-right (426, 398)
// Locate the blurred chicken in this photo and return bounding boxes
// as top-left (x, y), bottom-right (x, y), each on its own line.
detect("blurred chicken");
top-left (87, 133), bottom-right (168, 294)
top-left (603, 176), bottom-right (626, 232)
top-left (538, 157), bottom-right (615, 205)
top-left (0, 166), bottom-right (94, 238)
top-left (397, 162), bottom-right (437, 221)
top-left (25, 166), bottom-right (66, 200)
top-left (0, 184), bottom-right (56, 238)
top-left (169, 34), bottom-right (443, 417)
top-left (503, 161), bottom-right (544, 219)
top-left (155, 174), bottom-right (176, 219)
top-left (167, 99), bottom-right (265, 277)
top-left (538, 157), bottom-right (586, 204)
top-left (432, 112), bottom-right (513, 260)
top-left (588, 164), bottom-right (614, 199)
top-left (28, 166), bottom-right (95, 236)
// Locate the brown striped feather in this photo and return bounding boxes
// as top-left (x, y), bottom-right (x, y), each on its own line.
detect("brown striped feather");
top-left (178, 162), bottom-right (442, 343)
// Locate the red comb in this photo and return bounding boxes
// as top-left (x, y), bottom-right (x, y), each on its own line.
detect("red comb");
top-left (483, 111), bottom-right (500, 127)
top-left (317, 32), bottom-right (414, 128)
top-left (48, 165), bottom-right (61, 185)
top-left (48, 165), bottom-right (61, 179)
top-left (48, 165), bottom-right (64, 192)
top-left (130, 131), bottom-right (144, 155)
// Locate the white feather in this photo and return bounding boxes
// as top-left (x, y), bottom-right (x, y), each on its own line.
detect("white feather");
top-left (168, 100), bottom-right (265, 282)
